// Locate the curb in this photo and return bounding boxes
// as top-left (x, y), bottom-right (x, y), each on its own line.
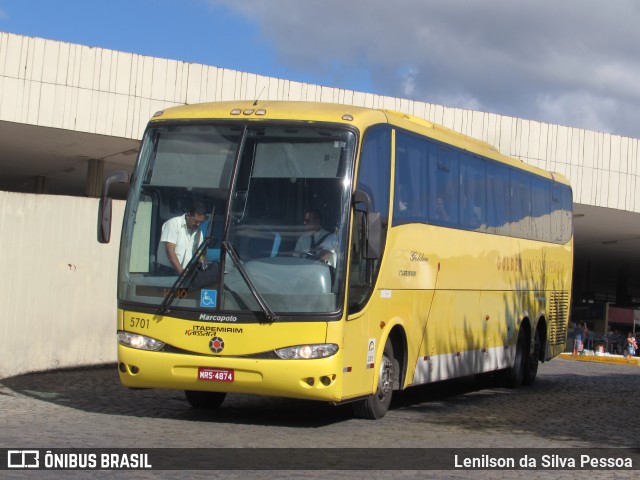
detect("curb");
top-left (559, 352), bottom-right (640, 366)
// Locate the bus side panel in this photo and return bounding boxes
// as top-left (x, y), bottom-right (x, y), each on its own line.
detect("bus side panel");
top-left (415, 290), bottom-right (480, 384)
top-left (479, 291), bottom-right (516, 370)
top-left (376, 289), bottom-right (433, 390)
top-left (341, 288), bottom-right (430, 399)
top-left (341, 310), bottom-right (378, 400)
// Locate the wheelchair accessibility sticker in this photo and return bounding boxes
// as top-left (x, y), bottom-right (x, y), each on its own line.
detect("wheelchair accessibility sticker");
top-left (200, 289), bottom-right (217, 308)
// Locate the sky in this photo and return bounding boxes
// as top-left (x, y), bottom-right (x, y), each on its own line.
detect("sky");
top-left (1, 0), bottom-right (640, 139)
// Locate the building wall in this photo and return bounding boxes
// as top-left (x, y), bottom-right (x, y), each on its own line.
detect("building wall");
top-left (2, 31), bottom-right (640, 212)
top-left (2, 32), bottom-right (640, 377)
top-left (0, 191), bottom-right (123, 378)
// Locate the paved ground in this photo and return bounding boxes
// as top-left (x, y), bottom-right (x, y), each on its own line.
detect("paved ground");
top-left (1, 357), bottom-right (638, 479)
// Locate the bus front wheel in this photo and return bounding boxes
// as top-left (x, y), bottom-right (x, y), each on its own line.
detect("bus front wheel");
top-left (184, 390), bottom-right (226, 409)
top-left (352, 338), bottom-right (395, 420)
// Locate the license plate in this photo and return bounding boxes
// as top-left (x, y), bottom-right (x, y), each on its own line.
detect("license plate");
top-left (198, 367), bottom-right (234, 382)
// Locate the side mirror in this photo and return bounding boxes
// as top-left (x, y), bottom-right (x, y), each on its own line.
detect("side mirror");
top-left (98, 196), bottom-right (113, 244)
top-left (97, 171), bottom-right (129, 244)
top-left (352, 189), bottom-right (382, 260)
top-left (364, 211), bottom-right (381, 259)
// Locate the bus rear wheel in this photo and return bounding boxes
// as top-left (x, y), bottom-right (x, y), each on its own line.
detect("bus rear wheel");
top-left (352, 339), bottom-right (395, 420)
top-left (503, 327), bottom-right (527, 388)
top-left (184, 390), bottom-right (226, 409)
top-left (523, 328), bottom-right (540, 385)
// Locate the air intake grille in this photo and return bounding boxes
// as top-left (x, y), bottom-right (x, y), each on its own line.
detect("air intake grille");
top-left (548, 291), bottom-right (569, 346)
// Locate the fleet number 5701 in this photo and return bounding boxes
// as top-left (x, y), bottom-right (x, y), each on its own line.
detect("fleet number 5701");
top-left (129, 317), bottom-right (150, 329)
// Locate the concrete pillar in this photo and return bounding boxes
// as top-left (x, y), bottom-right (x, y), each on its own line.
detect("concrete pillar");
top-left (35, 176), bottom-right (47, 194)
top-left (85, 159), bottom-right (104, 197)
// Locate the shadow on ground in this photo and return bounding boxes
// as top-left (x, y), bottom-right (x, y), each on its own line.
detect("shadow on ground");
top-left (1, 358), bottom-right (638, 447)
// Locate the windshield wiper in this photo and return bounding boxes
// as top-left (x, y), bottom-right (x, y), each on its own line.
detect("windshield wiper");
top-left (158, 208), bottom-right (217, 315)
top-left (222, 240), bottom-right (278, 322)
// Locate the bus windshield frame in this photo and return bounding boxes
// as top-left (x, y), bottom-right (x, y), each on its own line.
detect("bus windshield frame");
top-left (118, 121), bottom-right (357, 319)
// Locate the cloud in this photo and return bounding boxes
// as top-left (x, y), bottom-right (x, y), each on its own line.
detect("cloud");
top-left (208, 0), bottom-right (640, 138)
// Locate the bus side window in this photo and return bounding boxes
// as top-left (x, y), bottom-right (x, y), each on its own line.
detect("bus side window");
top-left (349, 126), bottom-right (391, 313)
top-left (532, 178), bottom-right (551, 242)
top-left (510, 170), bottom-right (532, 238)
top-left (486, 164), bottom-right (510, 235)
top-left (394, 131), bottom-right (429, 225)
top-left (429, 147), bottom-right (458, 225)
top-left (551, 185), bottom-right (572, 243)
top-left (459, 155), bottom-right (486, 230)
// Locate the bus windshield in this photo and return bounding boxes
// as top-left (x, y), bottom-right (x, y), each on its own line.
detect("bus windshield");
top-left (119, 123), bottom-right (356, 316)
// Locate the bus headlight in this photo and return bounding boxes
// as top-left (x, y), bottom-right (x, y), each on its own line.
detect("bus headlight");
top-left (117, 331), bottom-right (165, 351)
top-left (274, 344), bottom-right (338, 360)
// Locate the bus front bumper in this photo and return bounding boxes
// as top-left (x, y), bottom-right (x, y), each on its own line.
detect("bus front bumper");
top-left (117, 344), bottom-right (343, 402)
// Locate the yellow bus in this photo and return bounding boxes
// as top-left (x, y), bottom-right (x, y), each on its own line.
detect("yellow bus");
top-left (99, 101), bottom-right (573, 419)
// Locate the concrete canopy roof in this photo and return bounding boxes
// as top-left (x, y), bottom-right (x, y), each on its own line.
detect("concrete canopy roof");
top-left (0, 120), bottom-right (138, 198)
top-left (2, 32), bottom-right (640, 302)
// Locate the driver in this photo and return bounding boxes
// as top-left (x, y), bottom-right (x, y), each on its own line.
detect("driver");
top-left (156, 201), bottom-right (207, 274)
top-left (295, 209), bottom-right (337, 267)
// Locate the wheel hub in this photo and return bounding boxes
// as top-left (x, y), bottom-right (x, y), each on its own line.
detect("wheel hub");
top-left (378, 356), bottom-right (393, 395)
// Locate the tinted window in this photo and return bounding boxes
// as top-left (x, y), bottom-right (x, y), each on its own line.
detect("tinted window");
top-left (460, 155), bottom-right (486, 230)
top-left (429, 147), bottom-right (459, 225)
top-left (349, 126), bottom-right (392, 312)
top-left (486, 163), bottom-right (510, 236)
top-left (532, 178), bottom-right (552, 242)
top-left (394, 131), bottom-right (429, 225)
top-left (510, 170), bottom-right (532, 238)
top-left (391, 127), bottom-right (572, 244)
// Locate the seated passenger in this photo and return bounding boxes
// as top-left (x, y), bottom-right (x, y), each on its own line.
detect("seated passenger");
top-left (433, 196), bottom-right (450, 221)
top-left (397, 185), bottom-right (410, 216)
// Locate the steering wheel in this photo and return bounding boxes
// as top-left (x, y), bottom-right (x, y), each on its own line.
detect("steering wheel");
top-left (291, 250), bottom-right (324, 262)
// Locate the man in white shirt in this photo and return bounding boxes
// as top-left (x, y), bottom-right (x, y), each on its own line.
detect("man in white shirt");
top-left (295, 209), bottom-right (337, 267)
top-left (157, 202), bottom-right (206, 274)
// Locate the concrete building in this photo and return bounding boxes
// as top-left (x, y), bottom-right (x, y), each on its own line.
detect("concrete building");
top-left (1, 31), bottom-right (639, 376)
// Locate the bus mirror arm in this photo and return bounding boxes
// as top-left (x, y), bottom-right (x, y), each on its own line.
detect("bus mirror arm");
top-left (353, 189), bottom-right (382, 260)
top-left (98, 171), bottom-right (129, 244)
top-left (352, 189), bottom-right (372, 211)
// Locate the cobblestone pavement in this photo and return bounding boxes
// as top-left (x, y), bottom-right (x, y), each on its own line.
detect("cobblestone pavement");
top-left (1, 358), bottom-right (638, 479)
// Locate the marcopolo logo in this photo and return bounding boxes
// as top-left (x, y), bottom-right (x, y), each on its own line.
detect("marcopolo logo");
top-left (199, 313), bottom-right (238, 322)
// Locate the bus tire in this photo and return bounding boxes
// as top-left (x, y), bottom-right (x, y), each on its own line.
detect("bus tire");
top-left (503, 327), bottom-right (526, 388)
top-left (352, 338), bottom-right (395, 420)
top-left (184, 390), bottom-right (226, 409)
top-left (523, 328), bottom-right (540, 386)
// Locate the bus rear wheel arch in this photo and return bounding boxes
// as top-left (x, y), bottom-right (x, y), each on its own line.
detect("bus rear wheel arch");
top-left (503, 318), bottom-right (545, 388)
top-left (523, 323), bottom-right (544, 386)
top-left (503, 321), bottom-right (529, 388)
